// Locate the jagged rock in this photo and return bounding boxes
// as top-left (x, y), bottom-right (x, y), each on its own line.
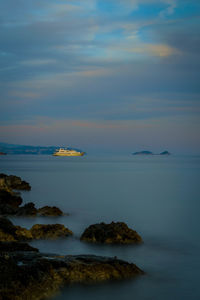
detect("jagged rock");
top-left (0, 217), bottom-right (18, 241)
top-left (15, 226), bottom-right (33, 241)
top-left (16, 202), bottom-right (37, 216)
top-left (0, 217), bottom-right (32, 241)
top-left (0, 252), bottom-right (144, 300)
top-left (0, 203), bottom-right (18, 215)
top-left (0, 189), bottom-right (22, 208)
top-left (37, 205), bottom-right (64, 216)
top-left (81, 222), bottom-right (143, 244)
top-left (30, 224), bottom-right (73, 240)
top-left (0, 241), bottom-right (38, 252)
top-left (0, 217), bottom-right (73, 242)
top-left (0, 180), bottom-right (23, 215)
top-left (0, 174), bottom-right (31, 191)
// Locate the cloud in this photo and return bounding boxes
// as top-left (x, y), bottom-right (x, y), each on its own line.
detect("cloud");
top-left (0, 0), bottom-right (199, 153)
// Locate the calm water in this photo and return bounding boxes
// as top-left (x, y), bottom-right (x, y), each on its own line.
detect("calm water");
top-left (1, 154), bottom-right (200, 300)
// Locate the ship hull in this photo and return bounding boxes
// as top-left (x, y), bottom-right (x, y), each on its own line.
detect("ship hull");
top-left (53, 152), bottom-right (85, 157)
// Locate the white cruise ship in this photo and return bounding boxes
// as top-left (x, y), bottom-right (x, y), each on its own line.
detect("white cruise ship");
top-left (53, 148), bottom-right (85, 156)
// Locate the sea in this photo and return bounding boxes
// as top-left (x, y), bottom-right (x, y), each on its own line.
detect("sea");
top-left (0, 154), bottom-right (200, 300)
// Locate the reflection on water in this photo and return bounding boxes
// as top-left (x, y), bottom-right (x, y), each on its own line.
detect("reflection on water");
top-left (1, 155), bottom-right (200, 300)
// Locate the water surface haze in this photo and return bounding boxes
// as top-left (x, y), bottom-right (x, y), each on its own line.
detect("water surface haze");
top-left (1, 154), bottom-right (200, 300)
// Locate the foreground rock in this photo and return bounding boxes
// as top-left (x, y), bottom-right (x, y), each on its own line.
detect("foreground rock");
top-left (16, 202), bottom-right (38, 216)
top-left (0, 217), bottom-right (32, 241)
top-left (0, 251), bottom-right (144, 300)
top-left (81, 222), bottom-right (143, 244)
top-left (30, 224), bottom-right (73, 239)
top-left (0, 173), bottom-right (31, 191)
top-left (0, 189), bottom-right (22, 215)
top-left (0, 241), bottom-right (38, 252)
top-left (0, 200), bottom-right (65, 217)
top-left (0, 174), bottom-right (29, 216)
top-left (37, 205), bottom-right (64, 216)
top-left (0, 217), bottom-right (73, 241)
top-left (0, 174), bottom-right (65, 217)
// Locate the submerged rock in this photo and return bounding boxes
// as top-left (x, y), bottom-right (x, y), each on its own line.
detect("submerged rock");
top-left (0, 252), bottom-right (144, 300)
top-left (0, 173), bottom-right (31, 191)
top-left (30, 224), bottom-right (73, 239)
top-left (81, 222), bottom-right (143, 244)
top-left (37, 205), bottom-right (64, 216)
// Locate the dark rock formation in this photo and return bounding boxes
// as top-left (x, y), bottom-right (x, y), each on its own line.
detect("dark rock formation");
top-left (0, 252), bottom-right (144, 300)
top-left (0, 174), bottom-right (65, 218)
top-left (30, 224), bottom-right (73, 240)
top-left (0, 217), bottom-right (32, 241)
top-left (0, 174), bottom-right (31, 216)
top-left (0, 173), bottom-right (31, 190)
top-left (37, 205), bottom-right (63, 216)
top-left (0, 217), bottom-right (73, 241)
top-left (0, 189), bottom-right (22, 209)
top-left (81, 222), bottom-right (143, 244)
top-left (16, 202), bottom-right (38, 216)
top-left (133, 151), bottom-right (153, 155)
top-left (0, 241), bottom-right (38, 252)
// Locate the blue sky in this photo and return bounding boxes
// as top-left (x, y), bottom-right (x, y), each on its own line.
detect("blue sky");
top-left (0, 0), bottom-right (200, 153)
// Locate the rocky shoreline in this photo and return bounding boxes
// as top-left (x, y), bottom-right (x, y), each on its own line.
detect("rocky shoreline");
top-left (0, 173), bottom-right (144, 299)
top-left (0, 250), bottom-right (144, 300)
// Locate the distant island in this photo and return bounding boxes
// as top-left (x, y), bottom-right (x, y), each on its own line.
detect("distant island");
top-left (0, 152), bottom-right (7, 155)
top-left (133, 151), bottom-right (153, 155)
top-left (133, 150), bottom-right (171, 156)
top-left (0, 143), bottom-right (58, 155)
top-left (0, 143), bottom-right (82, 155)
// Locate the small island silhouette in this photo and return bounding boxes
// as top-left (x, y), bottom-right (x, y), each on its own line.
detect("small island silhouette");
top-left (132, 150), bottom-right (171, 156)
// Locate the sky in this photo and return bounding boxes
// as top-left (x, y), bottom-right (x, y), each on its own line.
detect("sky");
top-left (0, 0), bottom-right (200, 154)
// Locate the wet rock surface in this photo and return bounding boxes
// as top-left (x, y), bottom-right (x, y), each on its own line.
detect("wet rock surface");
top-left (0, 252), bottom-right (144, 300)
top-left (30, 224), bottom-right (73, 239)
top-left (81, 222), bottom-right (143, 244)
top-left (0, 217), bottom-right (32, 241)
top-left (0, 173), bottom-right (31, 191)
top-left (37, 205), bottom-right (64, 216)
top-left (0, 190), bottom-right (22, 210)
top-left (0, 174), bottom-right (29, 216)
top-left (0, 217), bottom-right (73, 241)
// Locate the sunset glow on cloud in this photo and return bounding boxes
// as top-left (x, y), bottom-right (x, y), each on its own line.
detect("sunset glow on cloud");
top-left (0, 0), bottom-right (200, 153)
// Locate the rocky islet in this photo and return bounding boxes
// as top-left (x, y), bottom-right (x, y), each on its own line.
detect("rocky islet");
top-left (80, 221), bottom-right (143, 244)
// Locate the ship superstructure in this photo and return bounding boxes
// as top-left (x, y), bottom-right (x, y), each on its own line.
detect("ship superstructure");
top-left (53, 148), bottom-right (85, 156)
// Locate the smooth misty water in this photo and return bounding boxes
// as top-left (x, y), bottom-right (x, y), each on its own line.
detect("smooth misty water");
top-left (0, 155), bottom-right (200, 300)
